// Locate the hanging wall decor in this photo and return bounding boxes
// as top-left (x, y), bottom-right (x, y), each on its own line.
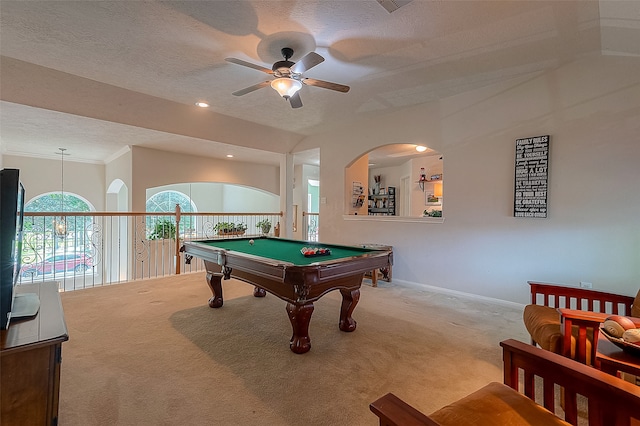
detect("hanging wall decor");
top-left (514, 135), bottom-right (549, 218)
top-left (352, 181), bottom-right (365, 208)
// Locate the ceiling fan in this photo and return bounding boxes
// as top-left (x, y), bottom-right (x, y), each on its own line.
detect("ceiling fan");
top-left (225, 47), bottom-right (350, 109)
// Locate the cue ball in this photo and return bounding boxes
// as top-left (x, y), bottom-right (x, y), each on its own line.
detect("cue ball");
top-left (249, 239), bottom-right (254, 245)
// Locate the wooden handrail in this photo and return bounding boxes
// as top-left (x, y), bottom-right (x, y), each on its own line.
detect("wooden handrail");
top-left (25, 211), bottom-right (283, 217)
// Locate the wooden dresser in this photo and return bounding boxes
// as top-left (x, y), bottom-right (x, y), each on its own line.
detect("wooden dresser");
top-left (1, 281), bottom-right (68, 425)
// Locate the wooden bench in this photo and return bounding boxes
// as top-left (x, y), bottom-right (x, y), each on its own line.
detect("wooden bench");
top-left (523, 281), bottom-right (638, 366)
top-left (370, 339), bottom-right (640, 426)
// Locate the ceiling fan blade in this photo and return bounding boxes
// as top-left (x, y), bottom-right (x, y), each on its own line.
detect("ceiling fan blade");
top-left (290, 52), bottom-right (324, 74)
top-left (302, 78), bottom-right (350, 93)
top-left (231, 81), bottom-right (271, 96)
top-left (225, 58), bottom-right (274, 75)
top-left (289, 92), bottom-right (303, 108)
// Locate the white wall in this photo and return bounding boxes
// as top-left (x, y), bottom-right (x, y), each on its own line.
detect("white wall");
top-left (147, 182), bottom-right (278, 213)
top-left (147, 182), bottom-right (222, 211)
top-left (106, 148), bottom-right (132, 211)
top-left (291, 164), bottom-right (320, 238)
top-left (129, 146), bottom-right (280, 211)
top-left (222, 185), bottom-right (279, 212)
top-left (7, 147), bottom-right (280, 216)
top-left (295, 55), bottom-right (640, 304)
top-left (292, 165), bottom-right (304, 239)
top-left (4, 154), bottom-right (105, 210)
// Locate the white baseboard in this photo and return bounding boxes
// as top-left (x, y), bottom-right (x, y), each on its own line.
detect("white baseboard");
top-left (390, 278), bottom-right (526, 310)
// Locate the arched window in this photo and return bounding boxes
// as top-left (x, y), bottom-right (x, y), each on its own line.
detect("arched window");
top-left (22, 192), bottom-right (96, 276)
top-left (25, 193), bottom-right (92, 213)
top-left (146, 190), bottom-right (196, 214)
top-left (145, 190), bottom-right (197, 239)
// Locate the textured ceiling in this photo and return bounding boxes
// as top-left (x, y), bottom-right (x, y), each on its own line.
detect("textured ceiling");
top-left (1, 1), bottom-right (638, 165)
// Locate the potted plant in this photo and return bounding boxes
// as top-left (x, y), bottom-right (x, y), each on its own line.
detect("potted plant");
top-left (256, 219), bottom-right (271, 235)
top-left (423, 209), bottom-right (442, 218)
top-left (214, 222), bottom-right (247, 236)
top-left (234, 223), bottom-right (248, 234)
top-left (148, 219), bottom-right (176, 240)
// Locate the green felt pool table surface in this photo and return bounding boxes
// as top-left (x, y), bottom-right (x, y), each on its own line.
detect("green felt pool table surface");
top-left (193, 236), bottom-right (378, 266)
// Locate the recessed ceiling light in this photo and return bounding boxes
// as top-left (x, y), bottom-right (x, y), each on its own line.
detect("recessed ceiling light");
top-left (195, 101), bottom-right (209, 108)
top-left (226, 154), bottom-right (234, 158)
top-left (415, 145), bottom-right (427, 152)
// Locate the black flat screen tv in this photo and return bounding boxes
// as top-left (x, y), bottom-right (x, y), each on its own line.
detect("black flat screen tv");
top-left (1, 168), bottom-right (39, 330)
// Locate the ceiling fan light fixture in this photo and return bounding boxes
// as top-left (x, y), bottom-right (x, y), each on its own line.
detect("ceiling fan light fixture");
top-left (415, 145), bottom-right (427, 152)
top-left (271, 78), bottom-right (302, 99)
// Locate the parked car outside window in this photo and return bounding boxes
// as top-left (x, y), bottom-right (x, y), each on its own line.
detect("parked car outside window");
top-left (21, 253), bottom-right (93, 278)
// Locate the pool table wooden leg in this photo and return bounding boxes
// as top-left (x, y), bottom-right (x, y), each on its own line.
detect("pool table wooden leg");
top-left (205, 272), bottom-right (224, 308)
top-left (286, 302), bottom-right (314, 354)
top-left (339, 288), bottom-right (360, 332)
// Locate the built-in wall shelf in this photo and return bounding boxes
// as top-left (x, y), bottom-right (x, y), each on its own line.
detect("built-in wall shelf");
top-left (368, 186), bottom-right (395, 216)
top-left (417, 178), bottom-right (442, 191)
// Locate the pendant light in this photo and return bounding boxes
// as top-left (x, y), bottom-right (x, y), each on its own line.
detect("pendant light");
top-left (54, 148), bottom-right (68, 238)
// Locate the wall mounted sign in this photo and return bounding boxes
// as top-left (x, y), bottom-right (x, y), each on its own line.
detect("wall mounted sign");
top-left (352, 181), bottom-right (365, 208)
top-left (514, 135), bottom-right (549, 218)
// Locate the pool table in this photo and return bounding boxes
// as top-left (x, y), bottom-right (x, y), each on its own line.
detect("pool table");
top-left (181, 237), bottom-right (393, 354)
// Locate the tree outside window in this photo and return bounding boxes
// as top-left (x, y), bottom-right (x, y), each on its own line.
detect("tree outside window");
top-left (145, 191), bottom-right (197, 239)
top-left (23, 192), bottom-right (94, 266)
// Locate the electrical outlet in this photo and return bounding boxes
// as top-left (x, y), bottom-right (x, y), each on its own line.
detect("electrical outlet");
top-left (580, 281), bottom-right (593, 289)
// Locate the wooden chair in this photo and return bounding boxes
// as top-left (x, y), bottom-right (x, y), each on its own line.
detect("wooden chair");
top-left (523, 281), bottom-right (639, 366)
top-left (370, 339), bottom-right (640, 426)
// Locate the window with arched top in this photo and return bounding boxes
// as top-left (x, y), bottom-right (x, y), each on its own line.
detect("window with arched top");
top-left (146, 190), bottom-right (196, 214)
top-left (145, 190), bottom-right (197, 239)
top-left (22, 192), bottom-right (96, 273)
top-left (25, 192), bottom-right (93, 213)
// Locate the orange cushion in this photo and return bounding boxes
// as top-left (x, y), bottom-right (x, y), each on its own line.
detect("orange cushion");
top-left (523, 305), bottom-right (562, 352)
top-left (429, 382), bottom-right (571, 426)
top-left (523, 305), bottom-right (594, 364)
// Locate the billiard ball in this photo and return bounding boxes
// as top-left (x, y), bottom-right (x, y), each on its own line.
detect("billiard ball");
top-left (249, 239), bottom-right (254, 245)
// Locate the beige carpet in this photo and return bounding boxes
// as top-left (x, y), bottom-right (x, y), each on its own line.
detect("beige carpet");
top-left (58, 273), bottom-right (529, 425)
